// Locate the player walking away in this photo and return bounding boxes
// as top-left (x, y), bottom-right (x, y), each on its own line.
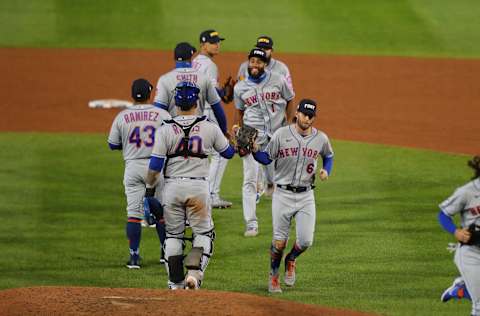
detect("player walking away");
top-left (437, 155), bottom-right (480, 315)
top-left (237, 36), bottom-right (294, 200)
top-left (145, 82), bottom-right (235, 290)
top-left (233, 48), bottom-right (295, 237)
top-left (108, 78), bottom-right (171, 269)
top-left (153, 42), bottom-right (228, 136)
top-left (193, 29), bottom-right (234, 209)
top-left (251, 99), bottom-right (334, 293)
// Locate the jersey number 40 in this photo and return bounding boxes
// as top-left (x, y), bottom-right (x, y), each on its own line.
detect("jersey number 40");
top-left (129, 125), bottom-right (155, 148)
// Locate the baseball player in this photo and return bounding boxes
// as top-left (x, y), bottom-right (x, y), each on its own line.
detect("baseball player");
top-left (252, 99), bottom-right (334, 293)
top-left (437, 155), bottom-right (480, 315)
top-left (153, 42), bottom-right (228, 136)
top-left (108, 78), bottom-right (171, 268)
top-left (237, 36), bottom-right (294, 200)
top-left (192, 29), bottom-right (234, 209)
top-left (145, 81), bottom-right (235, 290)
top-left (233, 48), bottom-right (295, 237)
top-left (237, 35), bottom-right (293, 90)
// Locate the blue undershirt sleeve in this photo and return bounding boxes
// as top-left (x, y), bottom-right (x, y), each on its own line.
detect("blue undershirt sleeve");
top-left (253, 151), bottom-right (273, 165)
top-left (216, 87), bottom-right (225, 98)
top-left (153, 102), bottom-right (169, 111)
top-left (323, 155), bottom-right (333, 175)
top-left (438, 210), bottom-right (456, 234)
top-left (210, 102), bottom-right (227, 134)
top-left (149, 157), bottom-right (165, 172)
top-left (108, 142), bottom-right (122, 150)
top-left (220, 145), bottom-right (235, 159)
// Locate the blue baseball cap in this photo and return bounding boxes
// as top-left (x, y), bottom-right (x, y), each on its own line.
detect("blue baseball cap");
top-left (297, 99), bottom-right (317, 117)
top-left (131, 78), bottom-right (153, 101)
top-left (200, 29), bottom-right (225, 43)
top-left (174, 42), bottom-right (197, 61)
top-left (248, 48), bottom-right (268, 63)
top-left (256, 36), bottom-right (274, 50)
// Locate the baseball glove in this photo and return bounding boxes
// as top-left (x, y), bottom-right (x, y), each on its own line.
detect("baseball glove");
top-left (466, 224), bottom-right (480, 246)
top-left (221, 76), bottom-right (236, 104)
top-left (235, 124), bottom-right (257, 157)
top-left (144, 196), bottom-right (164, 225)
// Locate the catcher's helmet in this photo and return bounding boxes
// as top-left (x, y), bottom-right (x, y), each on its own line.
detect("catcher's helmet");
top-left (174, 81), bottom-right (200, 110)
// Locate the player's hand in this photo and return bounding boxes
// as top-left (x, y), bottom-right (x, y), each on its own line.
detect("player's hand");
top-left (454, 228), bottom-right (471, 243)
top-left (318, 168), bottom-right (329, 181)
top-left (232, 124), bottom-right (240, 136)
top-left (251, 141), bottom-right (259, 153)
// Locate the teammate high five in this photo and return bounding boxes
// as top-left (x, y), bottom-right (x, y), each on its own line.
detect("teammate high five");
top-left (234, 48), bottom-right (295, 237)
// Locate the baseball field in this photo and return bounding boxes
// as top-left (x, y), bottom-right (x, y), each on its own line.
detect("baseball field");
top-left (1, 1), bottom-right (480, 315)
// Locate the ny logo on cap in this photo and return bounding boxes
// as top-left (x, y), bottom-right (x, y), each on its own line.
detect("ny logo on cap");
top-left (258, 38), bottom-right (270, 43)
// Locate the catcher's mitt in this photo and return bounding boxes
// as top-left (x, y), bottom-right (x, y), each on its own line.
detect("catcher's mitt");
top-left (221, 76), bottom-right (236, 103)
top-left (466, 224), bottom-right (480, 246)
top-left (235, 124), bottom-right (257, 157)
top-left (144, 197), bottom-right (163, 225)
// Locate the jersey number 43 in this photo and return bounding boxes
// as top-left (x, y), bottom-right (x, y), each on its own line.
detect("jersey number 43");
top-left (129, 125), bottom-right (155, 148)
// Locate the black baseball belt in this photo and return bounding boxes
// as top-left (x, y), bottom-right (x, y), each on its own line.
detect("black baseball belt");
top-left (276, 184), bottom-right (314, 193)
top-left (164, 176), bottom-right (207, 181)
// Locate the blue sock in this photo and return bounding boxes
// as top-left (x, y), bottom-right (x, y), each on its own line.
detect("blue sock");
top-left (286, 242), bottom-right (306, 261)
top-left (270, 244), bottom-right (283, 275)
top-left (155, 220), bottom-right (166, 257)
top-left (126, 219), bottom-right (141, 257)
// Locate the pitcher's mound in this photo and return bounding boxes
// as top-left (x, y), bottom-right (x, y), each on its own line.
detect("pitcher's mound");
top-left (0, 286), bottom-right (378, 316)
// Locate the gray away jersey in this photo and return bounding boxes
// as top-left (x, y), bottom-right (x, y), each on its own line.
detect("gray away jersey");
top-left (234, 71), bottom-right (294, 144)
top-left (193, 54), bottom-right (219, 87)
top-left (440, 178), bottom-right (480, 228)
top-left (192, 54), bottom-right (219, 111)
top-left (154, 67), bottom-right (221, 117)
top-left (266, 125), bottom-right (334, 187)
top-left (151, 115), bottom-right (229, 178)
top-left (108, 104), bottom-right (171, 161)
top-left (237, 58), bottom-right (293, 92)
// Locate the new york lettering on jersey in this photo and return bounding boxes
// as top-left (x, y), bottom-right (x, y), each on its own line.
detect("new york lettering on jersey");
top-left (267, 126), bottom-right (333, 187)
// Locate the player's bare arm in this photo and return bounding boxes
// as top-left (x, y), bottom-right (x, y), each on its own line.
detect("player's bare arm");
top-left (286, 100), bottom-right (295, 123)
top-left (146, 169), bottom-right (161, 188)
top-left (233, 109), bottom-right (244, 128)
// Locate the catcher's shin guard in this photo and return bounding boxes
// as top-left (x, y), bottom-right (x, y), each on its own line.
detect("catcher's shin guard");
top-left (192, 230), bottom-right (215, 272)
top-left (185, 247), bottom-right (204, 270)
top-left (168, 255), bottom-right (185, 284)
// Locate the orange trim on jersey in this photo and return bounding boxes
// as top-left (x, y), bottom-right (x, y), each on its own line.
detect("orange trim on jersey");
top-left (128, 218), bottom-right (142, 223)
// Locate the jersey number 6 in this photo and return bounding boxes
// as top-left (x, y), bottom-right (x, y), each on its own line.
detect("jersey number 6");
top-left (129, 125), bottom-right (155, 148)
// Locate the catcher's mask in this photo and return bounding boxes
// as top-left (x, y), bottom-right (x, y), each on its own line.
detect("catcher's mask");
top-left (174, 81), bottom-right (200, 110)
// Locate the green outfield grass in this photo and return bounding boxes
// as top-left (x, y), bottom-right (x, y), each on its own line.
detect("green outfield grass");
top-left (1, 0), bottom-right (480, 57)
top-left (0, 132), bottom-right (473, 315)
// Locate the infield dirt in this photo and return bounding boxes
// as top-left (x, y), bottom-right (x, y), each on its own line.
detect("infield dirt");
top-left (1, 48), bottom-right (479, 154)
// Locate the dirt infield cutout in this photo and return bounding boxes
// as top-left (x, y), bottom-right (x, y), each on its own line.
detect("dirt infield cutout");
top-left (0, 286), bottom-right (378, 316)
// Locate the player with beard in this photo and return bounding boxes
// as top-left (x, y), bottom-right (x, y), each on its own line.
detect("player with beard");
top-left (251, 99), bottom-right (334, 293)
top-left (233, 48), bottom-right (295, 237)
